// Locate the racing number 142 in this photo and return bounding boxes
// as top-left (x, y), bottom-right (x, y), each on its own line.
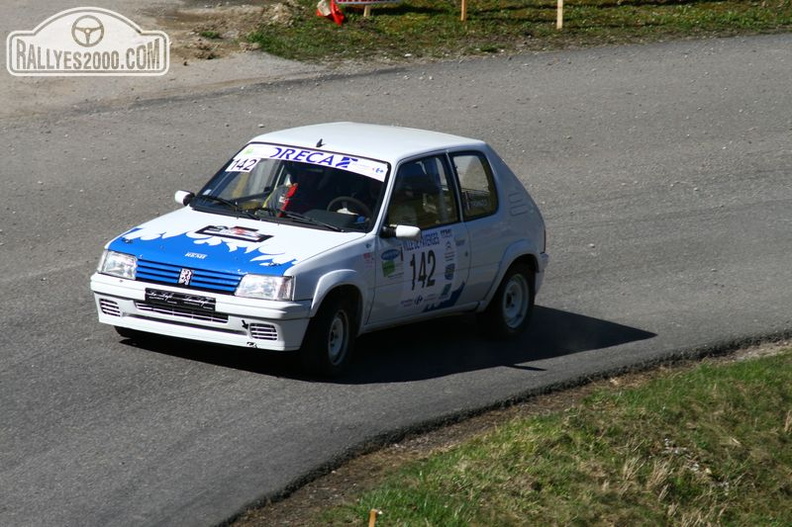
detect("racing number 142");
top-left (409, 250), bottom-right (436, 290)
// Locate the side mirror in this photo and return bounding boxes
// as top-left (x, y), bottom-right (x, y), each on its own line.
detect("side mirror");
top-left (381, 224), bottom-right (422, 241)
top-left (174, 190), bottom-right (194, 206)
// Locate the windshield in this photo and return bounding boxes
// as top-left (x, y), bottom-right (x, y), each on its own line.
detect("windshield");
top-left (192, 143), bottom-right (389, 232)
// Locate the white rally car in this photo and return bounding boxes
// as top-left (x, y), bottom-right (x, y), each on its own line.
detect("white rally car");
top-left (91, 122), bottom-right (549, 376)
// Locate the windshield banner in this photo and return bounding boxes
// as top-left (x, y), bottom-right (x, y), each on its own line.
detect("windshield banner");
top-left (228, 143), bottom-right (389, 181)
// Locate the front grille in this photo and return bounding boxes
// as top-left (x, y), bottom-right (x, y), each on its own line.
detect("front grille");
top-left (249, 323), bottom-right (278, 341)
top-left (99, 299), bottom-right (121, 317)
top-left (136, 260), bottom-right (241, 293)
top-left (135, 301), bottom-right (229, 324)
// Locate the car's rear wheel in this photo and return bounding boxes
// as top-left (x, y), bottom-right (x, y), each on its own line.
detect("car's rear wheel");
top-left (300, 293), bottom-right (357, 377)
top-left (478, 262), bottom-right (535, 339)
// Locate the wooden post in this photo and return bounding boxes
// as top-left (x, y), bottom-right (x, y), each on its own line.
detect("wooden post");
top-left (364, 4), bottom-right (371, 16)
top-left (557, 0), bottom-right (563, 29)
top-left (461, 0), bottom-right (467, 22)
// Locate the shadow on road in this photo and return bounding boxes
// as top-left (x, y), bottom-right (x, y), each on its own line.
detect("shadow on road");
top-left (122, 307), bottom-right (656, 383)
top-left (345, 307), bottom-right (657, 383)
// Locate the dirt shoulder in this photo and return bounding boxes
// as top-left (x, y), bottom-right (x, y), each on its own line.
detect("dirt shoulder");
top-left (0, 2), bottom-right (330, 120)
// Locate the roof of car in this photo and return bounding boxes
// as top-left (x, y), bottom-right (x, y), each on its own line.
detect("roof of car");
top-left (248, 122), bottom-right (487, 163)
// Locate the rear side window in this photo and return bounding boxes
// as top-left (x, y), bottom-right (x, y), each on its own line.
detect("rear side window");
top-left (452, 153), bottom-right (498, 220)
top-left (387, 155), bottom-right (459, 230)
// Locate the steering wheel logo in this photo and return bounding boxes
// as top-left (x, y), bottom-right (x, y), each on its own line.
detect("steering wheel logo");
top-left (71, 15), bottom-right (104, 47)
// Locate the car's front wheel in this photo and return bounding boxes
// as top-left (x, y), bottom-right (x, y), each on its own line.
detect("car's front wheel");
top-left (478, 262), bottom-right (535, 339)
top-left (300, 293), bottom-right (357, 377)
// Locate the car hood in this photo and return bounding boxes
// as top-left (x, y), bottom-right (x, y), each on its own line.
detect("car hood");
top-left (106, 207), bottom-right (363, 277)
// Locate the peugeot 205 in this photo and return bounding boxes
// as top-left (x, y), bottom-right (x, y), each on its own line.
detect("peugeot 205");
top-left (90, 122), bottom-right (549, 376)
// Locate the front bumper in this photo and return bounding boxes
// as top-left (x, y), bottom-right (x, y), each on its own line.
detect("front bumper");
top-left (90, 273), bottom-right (311, 351)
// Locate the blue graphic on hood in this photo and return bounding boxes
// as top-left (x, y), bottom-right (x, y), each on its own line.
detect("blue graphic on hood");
top-left (108, 226), bottom-right (297, 285)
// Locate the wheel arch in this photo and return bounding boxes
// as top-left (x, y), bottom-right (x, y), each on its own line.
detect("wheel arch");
top-left (479, 245), bottom-right (539, 312)
top-left (310, 271), bottom-right (365, 333)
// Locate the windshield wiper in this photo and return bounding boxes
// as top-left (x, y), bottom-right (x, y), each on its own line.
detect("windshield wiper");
top-left (247, 205), bottom-right (343, 231)
top-left (257, 208), bottom-right (342, 232)
top-left (252, 206), bottom-right (281, 218)
top-left (284, 211), bottom-right (344, 231)
top-left (193, 195), bottom-right (257, 220)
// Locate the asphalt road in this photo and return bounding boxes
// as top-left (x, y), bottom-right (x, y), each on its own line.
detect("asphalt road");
top-left (1, 27), bottom-right (791, 527)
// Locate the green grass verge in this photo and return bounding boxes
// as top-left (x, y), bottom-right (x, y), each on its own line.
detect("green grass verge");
top-left (248, 0), bottom-right (792, 63)
top-left (316, 348), bottom-right (792, 526)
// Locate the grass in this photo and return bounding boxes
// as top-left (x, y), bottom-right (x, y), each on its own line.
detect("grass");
top-left (308, 347), bottom-right (792, 526)
top-left (198, 30), bottom-right (222, 40)
top-left (247, 0), bottom-right (792, 64)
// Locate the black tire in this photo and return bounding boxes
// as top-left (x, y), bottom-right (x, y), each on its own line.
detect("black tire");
top-left (299, 293), bottom-right (357, 377)
top-left (478, 263), bottom-right (535, 339)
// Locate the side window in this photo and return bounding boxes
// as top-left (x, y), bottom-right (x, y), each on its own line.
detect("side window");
top-left (452, 153), bottom-right (498, 220)
top-left (387, 155), bottom-right (459, 229)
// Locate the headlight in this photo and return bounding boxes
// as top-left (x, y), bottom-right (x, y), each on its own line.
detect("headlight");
top-left (235, 274), bottom-right (294, 301)
top-left (98, 250), bottom-right (137, 280)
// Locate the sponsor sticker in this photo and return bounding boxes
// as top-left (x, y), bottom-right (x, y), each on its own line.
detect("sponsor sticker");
top-left (230, 143), bottom-right (389, 180)
top-left (145, 289), bottom-right (215, 311)
top-left (196, 225), bottom-right (270, 243)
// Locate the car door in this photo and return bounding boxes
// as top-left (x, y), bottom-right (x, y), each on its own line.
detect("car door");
top-left (448, 150), bottom-right (507, 306)
top-left (367, 155), bottom-right (472, 326)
